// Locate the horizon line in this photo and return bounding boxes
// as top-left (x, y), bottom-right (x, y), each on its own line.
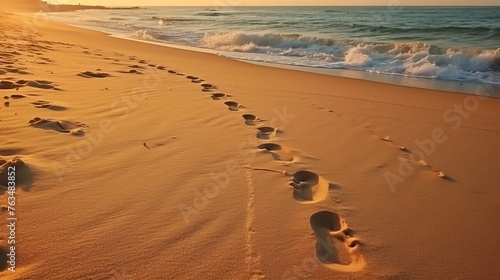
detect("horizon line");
top-left (98, 4), bottom-right (500, 7)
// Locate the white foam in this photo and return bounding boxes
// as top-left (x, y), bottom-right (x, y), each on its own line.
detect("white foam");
top-left (129, 29), bottom-right (157, 41)
top-left (344, 46), bottom-right (373, 67)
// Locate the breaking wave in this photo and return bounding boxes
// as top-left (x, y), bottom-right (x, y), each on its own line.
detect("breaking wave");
top-left (202, 31), bottom-right (500, 84)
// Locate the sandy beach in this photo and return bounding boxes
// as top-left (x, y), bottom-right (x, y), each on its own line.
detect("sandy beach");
top-left (1, 6), bottom-right (500, 280)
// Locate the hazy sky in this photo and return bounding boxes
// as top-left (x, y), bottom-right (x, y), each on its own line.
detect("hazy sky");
top-left (50, 0), bottom-right (500, 6)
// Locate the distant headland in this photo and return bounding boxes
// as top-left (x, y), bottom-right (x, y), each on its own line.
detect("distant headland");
top-left (0, 0), bottom-right (140, 12)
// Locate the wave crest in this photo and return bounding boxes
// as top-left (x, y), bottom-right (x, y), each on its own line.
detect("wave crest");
top-left (195, 12), bottom-right (230, 17)
top-left (202, 31), bottom-right (500, 84)
top-left (129, 29), bottom-right (157, 41)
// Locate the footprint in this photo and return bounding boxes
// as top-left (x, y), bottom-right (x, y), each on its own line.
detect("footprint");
top-left (32, 100), bottom-right (50, 108)
top-left (289, 171), bottom-right (330, 203)
top-left (0, 157), bottom-right (31, 190)
top-left (119, 69), bottom-right (142, 74)
top-left (78, 71), bottom-right (111, 78)
top-left (257, 126), bottom-right (278, 140)
top-left (10, 94), bottom-right (26, 99)
top-left (211, 93), bottom-right (228, 100)
top-left (310, 211), bottom-right (365, 272)
top-left (129, 69), bottom-right (142, 74)
top-left (0, 66), bottom-right (30, 75)
top-left (38, 57), bottom-right (53, 63)
top-left (378, 135), bottom-right (409, 152)
top-left (186, 75), bottom-right (198, 80)
top-left (128, 65), bottom-right (144, 69)
top-left (142, 138), bottom-right (174, 150)
top-left (0, 81), bottom-right (21, 90)
top-left (224, 101), bottom-right (243, 111)
top-left (257, 143), bottom-right (295, 162)
top-left (201, 83), bottom-right (215, 90)
top-left (436, 171), bottom-right (454, 181)
top-left (27, 80), bottom-right (55, 90)
top-left (28, 117), bottom-right (87, 136)
top-left (157, 66), bottom-right (166, 70)
top-left (242, 114), bottom-right (260, 126)
top-left (380, 136), bottom-right (392, 142)
top-left (31, 100), bottom-right (66, 111)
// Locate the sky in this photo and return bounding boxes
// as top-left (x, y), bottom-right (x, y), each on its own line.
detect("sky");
top-left (49, 0), bottom-right (500, 6)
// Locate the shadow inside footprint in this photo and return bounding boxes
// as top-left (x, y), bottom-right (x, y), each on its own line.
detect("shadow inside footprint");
top-left (201, 83), bottom-right (215, 90)
top-left (224, 101), bottom-right (242, 111)
top-left (78, 71), bottom-right (111, 78)
top-left (310, 211), bottom-right (365, 272)
top-left (0, 81), bottom-right (21, 90)
top-left (257, 143), bottom-right (294, 162)
top-left (257, 126), bottom-right (277, 139)
top-left (242, 114), bottom-right (260, 126)
top-left (211, 93), bottom-right (227, 100)
top-left (258, 143), bottom-right (281, 151)
top-left (289, 171), bottom-right (329, 203)
top-left (310, 212), bottom-right (350, 264)
top-left (119, 69), bottom-right (142, 74)
top-left (45, 105), bottom-right (66, 111)
top-left (10, 94), bottom-right (26, 99)
top-left (128, 64), bottom-right (145, 69)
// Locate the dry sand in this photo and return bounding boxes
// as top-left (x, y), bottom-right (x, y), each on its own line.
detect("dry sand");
top-left (0, 8), bottom-right (500, 280)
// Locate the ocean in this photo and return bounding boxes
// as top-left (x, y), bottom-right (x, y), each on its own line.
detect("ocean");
top-left (47, 6), bottom-right (500, 87)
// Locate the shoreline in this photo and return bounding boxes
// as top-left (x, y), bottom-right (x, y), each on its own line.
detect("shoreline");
top-left (117, 33), bottom-right (499, 97)
top-left (238, 60), bottom-right (500, 97)
top-left (48, 15), bottom-right (500, 97)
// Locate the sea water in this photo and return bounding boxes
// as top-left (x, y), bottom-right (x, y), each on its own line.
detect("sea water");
top-left (47, 6), bottom-right (500, 89)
